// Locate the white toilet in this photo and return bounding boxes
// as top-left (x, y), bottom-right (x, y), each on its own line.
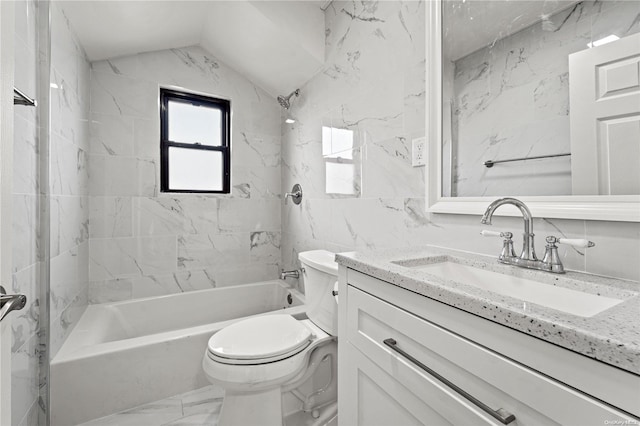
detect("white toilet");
top-left (202, 250), bottom-right (338, 426)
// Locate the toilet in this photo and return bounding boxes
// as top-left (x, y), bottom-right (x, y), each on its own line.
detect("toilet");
top-left (202, 250), bottom-right (338, 426)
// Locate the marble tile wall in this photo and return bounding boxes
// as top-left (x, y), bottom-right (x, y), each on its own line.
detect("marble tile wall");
top-left (449, 0), bottom-right (640, 197)
top-left (281, 0), bottom-right (640, 284)
top-left (49, 2), bottom-right (90, 359)
top-left (281, 0), bottom-right (427, 287)
top-left (12, 2), bottom-right (42, 424)
top-left (87, 46), bottom-right (282, 303)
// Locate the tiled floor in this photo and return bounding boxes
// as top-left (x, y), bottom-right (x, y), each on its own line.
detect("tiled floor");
top-left (79, 386), bottom-right (224, 426)
top-left (78, 385), bottom-right (338, 426)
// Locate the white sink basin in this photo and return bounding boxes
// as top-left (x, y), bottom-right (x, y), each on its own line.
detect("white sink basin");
top-left (396, 260), bottom-right (624, 317)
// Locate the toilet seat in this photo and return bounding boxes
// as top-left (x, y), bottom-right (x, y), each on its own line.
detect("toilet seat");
top-left (203, 318), bottom-right (332, 390)
top-left (207, 314), bottom-right (313, 365)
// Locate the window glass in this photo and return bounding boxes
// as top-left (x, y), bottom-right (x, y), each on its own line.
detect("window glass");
top-left (168, 147), bottom-right (223, 191)
top-left (326, 161), bottom-right (356, 195)
top-left (322, 126), bottom-right (354, 159)
top-left (168, 100), bottom-right (222, 146)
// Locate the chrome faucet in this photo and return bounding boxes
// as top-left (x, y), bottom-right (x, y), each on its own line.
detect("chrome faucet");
top-left (481, 197), bottom-right (537, 262)
top-left (480, 198), bottom-right (595, 274)
top-left (280, 269), bottom-right (301, 280)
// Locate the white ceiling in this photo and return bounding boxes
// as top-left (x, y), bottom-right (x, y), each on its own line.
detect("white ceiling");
top-left (60, 0), bottom-right (327, 98)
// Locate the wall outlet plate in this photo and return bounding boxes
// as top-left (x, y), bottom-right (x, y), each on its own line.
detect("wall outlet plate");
top-left (412, 137), bottom-right (426, 167)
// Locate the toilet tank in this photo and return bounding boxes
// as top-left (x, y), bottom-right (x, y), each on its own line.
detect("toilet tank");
top-left (298, 250), bottom-right (338, 336)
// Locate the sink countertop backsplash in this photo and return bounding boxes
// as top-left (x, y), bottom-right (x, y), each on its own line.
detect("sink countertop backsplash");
top-left (336, 246), bottom-right (640, 375)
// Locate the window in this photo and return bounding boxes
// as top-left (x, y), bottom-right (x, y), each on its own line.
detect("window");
top-left (160, 88), bottom-right (231, 193)
top-left (322, 126), bottom-right (359, 195)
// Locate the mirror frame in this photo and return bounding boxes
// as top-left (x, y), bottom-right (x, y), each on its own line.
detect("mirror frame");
top-left (425, 0), bottom-right (640, 222)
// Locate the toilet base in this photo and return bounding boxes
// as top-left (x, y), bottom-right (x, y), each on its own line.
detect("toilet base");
top-left (219, 387), bottom-right (283, 426)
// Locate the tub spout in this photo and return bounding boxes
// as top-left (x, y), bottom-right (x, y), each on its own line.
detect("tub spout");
top-left (280, 269), bottom-right (300, 280)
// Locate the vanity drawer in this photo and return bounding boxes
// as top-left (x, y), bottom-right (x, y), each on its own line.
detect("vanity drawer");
top-left (346, 284), bottom-right (636, 425)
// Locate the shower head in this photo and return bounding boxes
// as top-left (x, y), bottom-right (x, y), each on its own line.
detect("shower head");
top-left (277, 89), bottom-right (300, 109)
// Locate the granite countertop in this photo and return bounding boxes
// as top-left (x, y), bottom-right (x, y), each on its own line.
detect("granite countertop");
top-left (336, 246), bottom-right (640, 375)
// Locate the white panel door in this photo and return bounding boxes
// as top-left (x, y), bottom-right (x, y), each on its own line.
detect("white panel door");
top-left (0, 1), bottom-right (15, 424)
top-left (569, 33), bottom-right (640, 195)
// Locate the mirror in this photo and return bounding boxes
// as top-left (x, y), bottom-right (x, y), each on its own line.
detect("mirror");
top-left (426, 0), bottom-right (640, 221)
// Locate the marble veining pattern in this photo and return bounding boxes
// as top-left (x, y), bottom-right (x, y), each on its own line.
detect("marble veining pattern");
top-left (77, 384), bottom-right (335, 426)
top-left (12, 1), bottom-right (45, 424)
top-left (88, 45), bottom-right (282, 304)
top-left (48, 1), bottom-right (91, 361)
top-left (336, 246), bottom-right (640, 374)
top-left (281, 0), bottom-right (640, 304)
top-left (78, 385), bottom-right (224, 426)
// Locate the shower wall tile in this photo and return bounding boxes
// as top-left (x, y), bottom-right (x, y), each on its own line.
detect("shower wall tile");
top-left (89, 155), bottom-right (158, 197)
top-left (48, 1), bottom-right (92, 361)
top-left (49, 241), bottom-right (90, 358)
top-left (12, 194), bottom-right (40, 273)
top-left (88, 45), bottom-right (282, 303)
top-left (13, 114), bottom-right (39, 195)
top-left (210, 263), bottom-right (280, 288)
top-left (281, 0), bottom-right (428, 272)
top-left (50, 195), bottom-right (89, 257)
top-left (50, 243), bottom-right (89, 331)
top-left (215, 198), bottom-right (281, 233)
top-left (130, 270), bottom-right (218, 299)
top-left (11, 333), bottom-right (39, 426)
top-left (250, 231), bottom-right (281, 263)
top-left (132, 197), bottom-right (223, 237)
top-left (17, 400), bottom-right (40, 426)
top-left (177, 233), bottom-right (249, 270)
top-left (50, 134), bottom-right (89, 197)
top-left (49, 287), bottom-right (88, 358)
top-left (51, 68), bottom-right (89, 151)
top-left (88, 278), bottom-right (133, 304)
top-left (90, 71), bottom-right (158, 119)
top-left (89, 197), bottom-right (133, 238)
top-left (11, 263), bottom-right (40, 351)
top-left (89, 113), bottom-right (135, 156)
top-left (89, 236), bottom-right (177, 282)
top-left (132, 117), bottom-right (160, 158)
top-left (12, 1), bottom-right (41, 423)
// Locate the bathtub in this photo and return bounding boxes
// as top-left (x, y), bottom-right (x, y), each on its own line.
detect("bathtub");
top-left (51, 280), bottom-right (306, 426)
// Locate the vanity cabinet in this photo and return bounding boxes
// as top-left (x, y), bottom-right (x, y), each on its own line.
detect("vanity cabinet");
top-left (338, 268), bottom-right (640, 426)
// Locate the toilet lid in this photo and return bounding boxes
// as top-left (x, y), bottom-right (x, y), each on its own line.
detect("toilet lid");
top-left (208, 314), bottom-right (312, 361)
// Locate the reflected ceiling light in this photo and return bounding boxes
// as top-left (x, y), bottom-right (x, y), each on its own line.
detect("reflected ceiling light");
top-left (50, 83), bottom-right (59, 89)
top-left (587, 34), bottom-right (619, 48)
top-left (285, 117), bottom-right (296, 124)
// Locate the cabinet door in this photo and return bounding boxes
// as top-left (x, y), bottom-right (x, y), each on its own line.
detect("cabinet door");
top-left (343, 283), bottom-right (638, 426)
top-left (341, 342), bottom-right (498, 426)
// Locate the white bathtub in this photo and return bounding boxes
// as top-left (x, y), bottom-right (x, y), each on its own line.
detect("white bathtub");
top-left (51, 280), bottom-right (306, 426)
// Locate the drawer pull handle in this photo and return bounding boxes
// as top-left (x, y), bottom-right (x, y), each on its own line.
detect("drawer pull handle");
top-left (383, 338), bottom-right (516, 425)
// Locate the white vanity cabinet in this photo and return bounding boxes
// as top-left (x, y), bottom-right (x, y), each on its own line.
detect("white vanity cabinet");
top-left (337, 268), bottom-right (640, 426)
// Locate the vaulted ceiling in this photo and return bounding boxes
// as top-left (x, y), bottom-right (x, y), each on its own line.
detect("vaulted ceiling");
top-left (60, 0), bottom-right (328, 97)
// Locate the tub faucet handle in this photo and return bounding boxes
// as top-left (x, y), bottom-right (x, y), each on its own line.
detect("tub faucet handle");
top-left (284, 184), bottom-right (303, 205)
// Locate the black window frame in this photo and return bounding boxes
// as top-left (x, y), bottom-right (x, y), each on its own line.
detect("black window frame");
top-left (160, 88), bottom-right (231, 194)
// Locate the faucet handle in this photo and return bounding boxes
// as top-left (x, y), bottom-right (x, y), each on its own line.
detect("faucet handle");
top-left (480, 230), bottom-right (512, 239)
top-left (545, 236), bottom-right (595, 249)
top-left (557, 238), bottom-right (595, 249)
top-left (481, 230), bottom-right (516, 260)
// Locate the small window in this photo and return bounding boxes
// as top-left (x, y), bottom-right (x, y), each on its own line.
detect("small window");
top-left (160, 88), bottom-right (231, 193)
